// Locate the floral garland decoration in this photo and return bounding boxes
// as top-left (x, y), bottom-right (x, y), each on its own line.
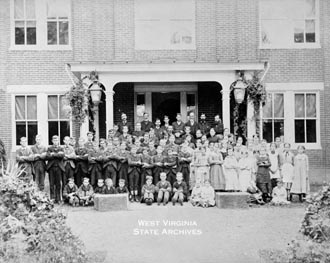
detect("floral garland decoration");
top-left (246, 72), bottom-right (267, 113)
top-left (63, 80), bottom-right (90, 125)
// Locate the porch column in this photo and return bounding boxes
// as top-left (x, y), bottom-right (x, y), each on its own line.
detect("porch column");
top-left (247, 100), bottom-right (256, 139)
top-left (105, 86), bottom-right (115, 135)
top-left (221, 84), bottom-right (231, 132)
top-left (80, 74), bottom-right (92, 140)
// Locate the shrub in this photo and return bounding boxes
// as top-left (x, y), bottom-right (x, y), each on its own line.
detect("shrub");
top-left (0, 164), bottom-right (89, 263)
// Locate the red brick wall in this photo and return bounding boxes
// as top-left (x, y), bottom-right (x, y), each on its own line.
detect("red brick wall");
top-left (1, 0), bottom-right (330, 169)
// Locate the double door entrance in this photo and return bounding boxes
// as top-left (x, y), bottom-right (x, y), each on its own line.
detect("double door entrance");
top-left (135, 83), bottom-right (198, 124)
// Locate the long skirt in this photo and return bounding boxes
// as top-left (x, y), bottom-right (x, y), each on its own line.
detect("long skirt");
top-left (281, 163), bottom-right (294, 183)
top-left (209, 164), bottom-right (225, 190)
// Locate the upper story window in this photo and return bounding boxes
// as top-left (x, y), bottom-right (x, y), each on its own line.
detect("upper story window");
top-left (47, 0), bottom-right (69, 45)
top-left (14, 0), bottom-right (37, 45)
top-left (11, 0), bottom-right (71, 49)
top-left (259, 0), bottom-right (319, 49)
top-left (134, 0), bottom-right (196, 50)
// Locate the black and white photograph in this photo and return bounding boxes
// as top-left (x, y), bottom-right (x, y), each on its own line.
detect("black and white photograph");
top-left (0, 0), bottom-right (330, 262)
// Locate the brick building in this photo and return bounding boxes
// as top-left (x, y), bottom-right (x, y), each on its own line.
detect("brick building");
top-left (0, 0), bottom-right (329, 172)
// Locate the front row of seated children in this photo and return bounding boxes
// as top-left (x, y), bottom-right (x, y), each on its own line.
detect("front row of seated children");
top-left (63, 177), bottom-right (128, 206)
top-left (63, 172), bottom-right (216, 208)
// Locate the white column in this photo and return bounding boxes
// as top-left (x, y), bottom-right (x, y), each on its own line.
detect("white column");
top-left (79, 74), bottom-right (91, 140)
top-left (221, 85), bottom-right (231, 132)
top-left (247, 100), bottom-right (256, 139)
top-left (105, 88), bottom-right (115, 135)
top-left (93, 105), bottom-right (100, 143)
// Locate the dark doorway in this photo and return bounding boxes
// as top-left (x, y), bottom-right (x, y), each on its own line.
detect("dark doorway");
top-left (152, 92), bottom-right (180, 124)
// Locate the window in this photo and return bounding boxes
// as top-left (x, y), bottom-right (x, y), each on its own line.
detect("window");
top-left (294, 93), bottom-right (317, 143)
top-left (136, 93), bottom-right (146, 123)
top-left (260, 0), bottom-right (319, 48)
top-left (187, 93), bottom-right (196, 118)
top-left (48, 95), bottom-right (70, 145)
top-left (15, 95), bottom-right (38, 145)
top-left (262, 93), bottom-right (284, 143)
top-left (135, 0), bottom-right (195, 50)
top-left (11, 0), bottom-right (71, 48)
top-left (14, 0), bottom-right (37, 45)
top-left (47, 0), bottom-right (70, 45)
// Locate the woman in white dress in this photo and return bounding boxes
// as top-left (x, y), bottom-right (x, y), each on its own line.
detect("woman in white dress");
top-left (223, 147), bottom-right (240, 191)
top-left (238, 148), bottom-right (254, 192)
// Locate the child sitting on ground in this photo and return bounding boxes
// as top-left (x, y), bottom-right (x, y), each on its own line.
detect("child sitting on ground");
top-left (63, 178), bottom-right (79, 206)
top-left (271, 179), bottom-right (290, 205)
top-left (190, 180), bottom-right (202, 206)
top-left (172, 172), bottom-right (188, 206)
top-left (116, 179), bottom-right (129, 194)
top-left (94, 178), bottom-right (106, 194)
top-left (77, 177), bottom-right (94, 206)
top-left (104, 178), bottom-right (117, 194)
top-left (141, 176), bottom-right (156, 205)
top-left (247, 180), bottom-right (265, 205)
top-left (155, 172), bottom-right (172, 206)
top-left (199, 180), bottom-right (216, 208)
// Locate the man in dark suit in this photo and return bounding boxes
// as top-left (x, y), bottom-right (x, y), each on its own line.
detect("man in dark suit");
top-left (185, 112), bottom-right (199, 138)
top-left (213, 114), bottom-right (224, 135)
top-left (141, 112), bottom-right (154, 132)
top-left (31, 135), bottom-right (47, 191)
top-left (46, 135), bottom-right (65, 203)
top-left (118, 112), bottom-right (133, 134)
top-left (172, 113), bottom-right (185, 139)
top-left (198, 113), bottom-right (210, 135)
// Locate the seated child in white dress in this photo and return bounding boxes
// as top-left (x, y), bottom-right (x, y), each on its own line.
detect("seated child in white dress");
top-left (190, 180), bottom-right (202, 206)
top-left (271, 179), bottom-right (290, 205)
top-left (199, 180), bottom-right (216, 208)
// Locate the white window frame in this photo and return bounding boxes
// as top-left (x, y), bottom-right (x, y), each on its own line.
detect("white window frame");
top-left (262, 92), bottom-right (285, 143)
top-left (10, 0), bottom-right (72, 50)
top-left (259, 0), bottom-right (321, 49)
top-left (14, 95), bottom-right (38, 146)
top-left (47, 94), bottom-right (71, 145)
top-left (294, 92), bottom-right (318, 144)
top-left (262, 82), bottom-right (322, 149)
top-left (8, 85), bottom-right (72, 152)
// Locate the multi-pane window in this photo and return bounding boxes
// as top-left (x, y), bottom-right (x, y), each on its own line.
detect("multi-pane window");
top-left (135, 0), bottom-right (195, 50)
top-left (260, 0), bottom-right (318, 47)
top-left (262, 93), bottom-right (284, 143)
top-left (294, 93), bottom-right (317, 143)
top-left (136, 93), bottom-right (146, 123)
top-left (46, 0), bottom-right (70, 45)
top-left (48, 95), bottom-right (70, 145)
top-left (14, 0), bottom-right (37, 45)
top-left (186, 93), bottom-right (196, 119)
top-left (15, 95), bottom-right (38, 145)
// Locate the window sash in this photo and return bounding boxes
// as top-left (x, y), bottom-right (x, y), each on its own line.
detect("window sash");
top-left (294, 93), bottom-right (317, 143)
top-left (260, 0), bottom-right (318, 46)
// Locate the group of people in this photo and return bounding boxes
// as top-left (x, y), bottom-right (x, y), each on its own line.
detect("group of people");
top-left (14, 111), bottom-right (309, 207)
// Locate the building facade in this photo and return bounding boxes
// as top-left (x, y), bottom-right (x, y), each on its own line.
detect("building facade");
top-left (0, 0), bottom-right (330, 170)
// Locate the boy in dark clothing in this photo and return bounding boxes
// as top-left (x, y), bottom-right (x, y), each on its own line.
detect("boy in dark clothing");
top-left (172, 172), bottom-right (188, 206)
top-left (94, 178), bottom-right (106, 194)
top-left (116, 179), bottom-right (129, 194)
top-left (63, 178), bottom-right (79, 206)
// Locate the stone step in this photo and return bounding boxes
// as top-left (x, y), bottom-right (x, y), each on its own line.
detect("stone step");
top-left (215, 192), bottom-right (249, 209)
top-left (94, 193), bottom-right (129, 211)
